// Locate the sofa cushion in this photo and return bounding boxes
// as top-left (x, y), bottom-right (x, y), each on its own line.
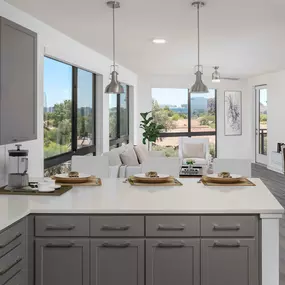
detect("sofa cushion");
top-left (120, 148), bottom-right (140, 166)
top-left (182, 143), bottom-right (205, 159)
top-left (103, 149), bottom-right (122, 166)
top-left (134, 144), bottom-right (149, 163)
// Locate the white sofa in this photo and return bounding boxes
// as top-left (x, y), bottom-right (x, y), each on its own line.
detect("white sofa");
top-left (102, 143), bottom-right (164, 178)
top-left (178, 137), bottom-right (211, 167)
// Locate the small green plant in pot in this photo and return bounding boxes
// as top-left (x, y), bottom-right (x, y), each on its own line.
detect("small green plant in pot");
top-left (186, 159), bottom-right (196, 168)
top-left (140, 111), bottom-right (164, 150)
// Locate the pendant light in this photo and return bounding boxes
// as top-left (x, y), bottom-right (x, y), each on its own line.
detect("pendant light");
top-left (190, 1), bottom-right (209, 93)
top-left (105, 1), bottom-right (124, 94)
top-left (212, 66), bottom-right (221, 83)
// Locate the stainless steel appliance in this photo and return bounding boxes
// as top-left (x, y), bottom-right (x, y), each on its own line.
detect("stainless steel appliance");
top-left (8, 144), bottom-right (29, 188)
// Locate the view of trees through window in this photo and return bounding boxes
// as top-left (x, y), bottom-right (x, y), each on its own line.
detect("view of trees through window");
top-left (152, 88), bottom-right (216, 157)
top-left (109, 84), bottom-right (129, 147)
top-left (44, 57), bottom-right (96, 169)
top-left (44, 58), bottom-right (72, 158)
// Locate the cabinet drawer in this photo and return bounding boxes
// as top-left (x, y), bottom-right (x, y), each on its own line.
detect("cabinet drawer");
top-left (201, 216), bottom-right (257, 237)
top-left (4, 269), bottom-right (24, 285)
top-left (90, 216), bottom-right (144, 237)
top-left (0, 244), bottom-right (25, 285)
top-left (0, 219), bottom-right (25, 258)
top-left (35, 216), bottom-right (89, 237)
top-left (146, 216), bottom-right (200, 237)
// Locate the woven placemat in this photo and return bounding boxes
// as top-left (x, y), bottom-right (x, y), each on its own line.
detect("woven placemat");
top-left (128, 176), bottom-right (183, 186)
top-left (51, 176), bottom-right (102, 186)
top-left (0, 185), bottom-right (73, 196)
top-left (201, 177), bottom-right (256, 186)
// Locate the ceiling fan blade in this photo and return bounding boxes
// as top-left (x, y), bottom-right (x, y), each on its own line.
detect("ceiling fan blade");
top-left (220, 77), bottom-right (240, 81)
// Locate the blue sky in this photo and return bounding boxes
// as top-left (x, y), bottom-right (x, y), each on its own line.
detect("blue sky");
top-left (44, 57), bottom-right (93, 108)
top-left (152, 88), bottom-right (216, 107)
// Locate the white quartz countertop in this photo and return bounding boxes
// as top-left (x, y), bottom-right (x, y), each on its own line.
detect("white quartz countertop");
top-left (0, 178), bottom-right (283, 232)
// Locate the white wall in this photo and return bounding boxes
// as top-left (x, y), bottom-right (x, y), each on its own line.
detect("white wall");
top-left (248, 70), bottom-right (285, 171)
top-left (0, 0), bottom-right (138, 185)
top-left (137, 74), bottom-right (253, 159)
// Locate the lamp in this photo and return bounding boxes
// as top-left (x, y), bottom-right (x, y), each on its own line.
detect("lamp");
top-left (212, 66), bottom-right (221, 83)
top-left (190, 1), bottom-right (208, 93)
top-left (105, 1), bottom-right (124, 94)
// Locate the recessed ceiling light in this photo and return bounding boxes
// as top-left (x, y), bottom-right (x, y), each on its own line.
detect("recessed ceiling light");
top-left (152, 38), bottom-right (167, 44)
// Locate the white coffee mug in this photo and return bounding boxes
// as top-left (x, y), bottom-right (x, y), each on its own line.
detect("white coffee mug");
top-left (38, 181), bottom-right (55, 192)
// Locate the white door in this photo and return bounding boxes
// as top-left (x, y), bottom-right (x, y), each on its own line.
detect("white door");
top-left (255, 86), bottom-right (268, 165)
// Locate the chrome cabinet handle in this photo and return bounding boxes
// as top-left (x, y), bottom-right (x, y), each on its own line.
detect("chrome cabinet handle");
top-left (157, 224), bottom-right (185, 231)
top-left (157, 242), bottom-right (185, 248)
top-left (213, 240), bottom-right (240, 248)
top-left (0, 232), bottom-right (21, 248)
top-left (213, 224), bottom-right (240, 231)
top-left (46, 242), bottom-right (75, 248)
top-left (101, 225), bottom-right (130, 231)
top-left (0, 256), bottom-right (22, 275)
top-left (102, 242), bottom-right (130, 248)
top-left (46, 225), bottom-right (75, 231)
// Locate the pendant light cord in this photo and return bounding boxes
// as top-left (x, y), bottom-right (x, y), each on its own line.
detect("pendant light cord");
top-left (113, 4), bottom-right (116, 71)
top-left (197, 3), bottom-right (200, 68)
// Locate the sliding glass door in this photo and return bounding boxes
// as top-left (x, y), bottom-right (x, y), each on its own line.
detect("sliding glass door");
top-left (255, 86), bottom-right (268, 165)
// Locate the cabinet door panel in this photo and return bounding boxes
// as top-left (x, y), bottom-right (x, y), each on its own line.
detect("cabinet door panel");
top-left (201, 239), bottom-right (258, 285)
top-left (35, 238), bottom-right (89, 285)
top-left (0, 18), bottom-right (37, 144)
top-left (91, 239), bottom-right (144, 285)
top-left (146, 239), bottom-right (200, 285)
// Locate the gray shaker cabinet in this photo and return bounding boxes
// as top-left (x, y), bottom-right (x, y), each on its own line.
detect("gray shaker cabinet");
top-left (91, 239), bottom-right (144, 285)
top-left (146, 239), bottom-right (200, 285)
top-left (201, 238), bottom-right (258, 285)
top-left (35, 238), bottom-right (89, 285)
top-left (0, 17), bottom-right (37, 145)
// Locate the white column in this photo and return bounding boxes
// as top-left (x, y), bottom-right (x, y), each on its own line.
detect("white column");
top-left (261, 215), bottom-right (281, 285)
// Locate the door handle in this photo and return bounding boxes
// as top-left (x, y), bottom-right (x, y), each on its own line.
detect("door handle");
top-left (101, 225), bottom-right (130, 231)
top-left (212, 224), bottom-right (240, 231)
top-left (46, 225), bottom-right (75, 231)
top-left (0, 256), bottom-right (22, 275)
top-left (157, 224), bottom-right (185, 231)
top-left (0, 232), bottom-right (21, 248)
top-left (101, 242), bottom-right (130, 248)
top-left (157, 242), bottom-right (185, 248)
top-left (213, 240), bottom-right (240, 248)
top-left (45, 242), bottom-right (75, 248)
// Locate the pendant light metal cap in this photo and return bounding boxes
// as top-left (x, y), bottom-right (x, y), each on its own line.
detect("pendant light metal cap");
top-left (190, 71), bottom-right (209, 93)
top-left (212, 67), bottom-right (221, 83)
top-left (105, 70), bottom-right (124, 94)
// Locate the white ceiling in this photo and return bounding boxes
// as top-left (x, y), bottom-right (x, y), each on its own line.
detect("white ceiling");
top-left (6, 0), bottom-right (285, 78)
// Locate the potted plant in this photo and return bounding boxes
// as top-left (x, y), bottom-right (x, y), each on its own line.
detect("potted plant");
top-left (140, 111), bottom-right (164, 151)
top-left (186, 159), bottom-right (196, 169)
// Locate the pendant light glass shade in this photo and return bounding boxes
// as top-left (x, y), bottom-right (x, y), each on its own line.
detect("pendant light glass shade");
top-left (105, 71), bottom-right (124, 94)
top-left (190, 1), bottom-right (208, 93)
top-left (105, 1), bottom-right (124, 94)
top-left (191, 70), bottom-right (209, 93)
top-left (212, 66), bottom-right (221, 83)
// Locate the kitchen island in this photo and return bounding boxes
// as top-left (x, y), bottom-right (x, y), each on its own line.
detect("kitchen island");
top-left (0, 178), bottom-right (283, 285)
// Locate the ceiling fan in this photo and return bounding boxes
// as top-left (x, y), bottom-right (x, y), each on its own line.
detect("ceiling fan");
top-left (212, 66), bottom-right (240, 82)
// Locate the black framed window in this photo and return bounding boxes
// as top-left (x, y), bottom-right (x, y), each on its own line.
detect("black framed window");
top-left (152, 88), bottom-right (217, 157)
top-left (109, 84), bottom-right (129, 148)
top-left (44, 57), bottom-right (96, 170)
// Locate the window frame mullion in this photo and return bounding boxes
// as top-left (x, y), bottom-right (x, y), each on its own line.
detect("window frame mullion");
top-left (72, 66), bottom-right (78, 152)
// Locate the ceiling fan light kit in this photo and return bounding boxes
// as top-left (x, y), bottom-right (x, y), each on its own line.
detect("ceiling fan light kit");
top-left (190, 1), bottom-right (209, 93)
top-left (105, 1), bottom-right (124, 94)
top-left (212, 66), bottom-right (221, 83)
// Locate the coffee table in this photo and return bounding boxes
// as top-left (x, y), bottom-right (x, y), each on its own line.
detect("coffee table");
top-left (179, 165), bottom-right (207, 178)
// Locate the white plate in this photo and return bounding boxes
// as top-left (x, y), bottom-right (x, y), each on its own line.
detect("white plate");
top-left (54, 173), bottom-right (91, 179)
top-left (207, 174), bottom-right (242, 179)
top-left (134, 174), bottom-right (170, 179)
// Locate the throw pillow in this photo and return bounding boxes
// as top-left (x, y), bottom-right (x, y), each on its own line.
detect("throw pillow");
top-left (134, 144), bottom-right (149, 163)
top-left (183, 143), bottom-right (205, 158)
top-left (120, 148), bottom-right (140, 166)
